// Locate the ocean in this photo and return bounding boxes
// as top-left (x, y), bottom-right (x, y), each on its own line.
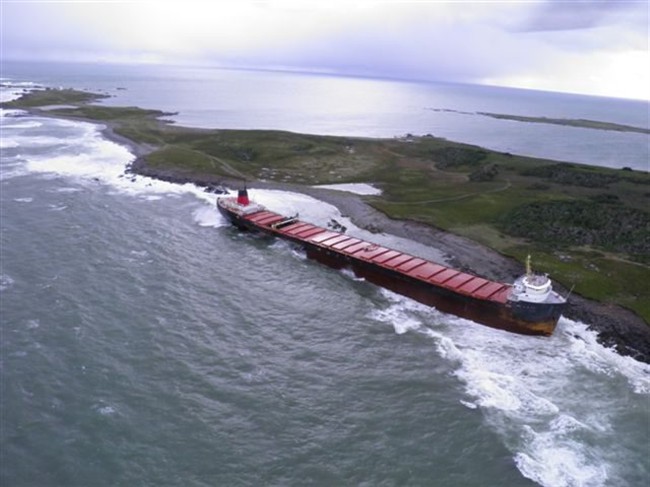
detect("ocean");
top-left (1, 61), bottom-right (648, 487)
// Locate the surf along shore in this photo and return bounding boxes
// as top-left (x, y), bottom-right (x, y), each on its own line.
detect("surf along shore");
top-left (4, 88), bottom-right (649, 362)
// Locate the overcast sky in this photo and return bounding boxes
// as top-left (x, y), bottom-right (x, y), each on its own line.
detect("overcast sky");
top-left (1, 0), bottom-right (648, 100)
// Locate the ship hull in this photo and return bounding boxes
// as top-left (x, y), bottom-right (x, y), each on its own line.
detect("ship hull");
top-left (218, 198), bottom-right (564, 336)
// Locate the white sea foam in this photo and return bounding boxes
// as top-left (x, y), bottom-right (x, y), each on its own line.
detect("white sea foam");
top-left (340, 267), bottom-right (364, 281)
top-left (0, 274), bottom-right (15, 292)
top-left (47, 204), bottom-right (68, 211)
top-left (0, 80), bottom-right (40, 103)
top-left (13, 197), bottom-right (33, 203)
top-left (1, 80), bottom-right (41, 88)
top-left (314, 182), bottom-right (382, 195)
top-left (94, 404), bottom-right (117, 416)
top-left (0, 108), bottom-right (26, 118)
top-left (0, 163), bottom-right (29, 181)
top-left (0, 89), bottom-right (26, 104)
top-left (367, 290), bottom-right (649, 487)
top-left (369, 291), bottom-right (431, 335)
top-left (2, 121), bottom-right (43, 129)
top-left (26, 319), bottom-right (40, 329)
top-left (192, 205), bottom-right (227, 228)
top-left (0, 111), bottom-right (230, 230)
top-left (0, 138), bottom-right (19, 149)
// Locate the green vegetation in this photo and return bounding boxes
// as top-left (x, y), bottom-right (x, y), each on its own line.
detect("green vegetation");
top-left (50, 105), bottom-right (169, 121)
top-left (2, 88), bottom-right (108, 107)
top-left (500, 201), bottom-right (649, 261)
top-left (5, 88), bottom-right (649, 322)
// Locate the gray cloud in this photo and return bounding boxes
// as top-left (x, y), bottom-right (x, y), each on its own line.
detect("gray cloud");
top-left (520, 0), bottom-right (647, 32)
top-left (1, 1), bottom-right (647, 98)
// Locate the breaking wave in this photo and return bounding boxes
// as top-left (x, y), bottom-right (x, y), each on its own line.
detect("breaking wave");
top-left (370, 290), bottom-right (649, 487)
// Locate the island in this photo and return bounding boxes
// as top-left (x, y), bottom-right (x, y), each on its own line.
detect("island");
top-left (429, 107), bottom-right (650, 134)
top-left (4, 88), bottom-right (649, 362)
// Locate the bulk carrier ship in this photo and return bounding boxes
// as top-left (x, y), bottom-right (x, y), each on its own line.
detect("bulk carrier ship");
top-left (217, 188), bottom-right (567, 336)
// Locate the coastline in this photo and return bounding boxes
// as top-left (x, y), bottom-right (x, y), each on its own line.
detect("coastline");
top-left (22, 106), bottom-right (650, 363)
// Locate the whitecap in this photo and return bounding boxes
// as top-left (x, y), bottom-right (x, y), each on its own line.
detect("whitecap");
top-left (369, 304), bottom-right (422, 335)
top-left (192, 205), bottom-right (227, 228)
top-left (460, 400), bottom-right (478, 409)
top-left (0, 108), bottom-right (26, 118)
top-left (13, 197), bottom-right (33, 203)
top-left (368, 289), bottom-right (439, 335)
top-left (340, 268), bottom-right (364, 281)
top-left (23, 121), bottom-right (135, 182)
top-left (0, 108), bottom-right (27, 120)
top-left (0, 274), bottom-right (15, 291)
top-left (94, 404), bottom-right (117, 416)
top-left (2, 121), bottom-right (43, 129)
top-left (359, 288), bottom-right (647, 487)
top-left (0, 139), bottom-right (19, 149)
top-left (129, 250), bottom-right (149, 258)
top-left (1, 80), bottom-right (41, 88)
top-left (515, 426), bottom-right (609, 487)
top-left (0, 166), bottom-right (28, 181)
top-left (26, 319), bottom-right (40, 329)
top-left (314, 182), bottom-right (382, 195)
top-left (560, 318), bottom-right (650, 395)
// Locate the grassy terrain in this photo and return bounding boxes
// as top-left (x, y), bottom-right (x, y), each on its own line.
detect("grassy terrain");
top-left (2, 88), bottom-right (109, 107)
top-left (5, 89), bottom-right (649, 322)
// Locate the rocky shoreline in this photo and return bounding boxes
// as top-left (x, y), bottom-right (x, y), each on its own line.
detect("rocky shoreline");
top-left (126, 157), bottom-right (650, 364)
top-left (32, 110), bottom-right (650, 363)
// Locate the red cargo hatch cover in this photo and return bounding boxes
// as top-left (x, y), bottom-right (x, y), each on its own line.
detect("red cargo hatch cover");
top-left (341, 241), bottom-right (372, 255)
top-left (296, 227), bottom-right (327, 239)
top-left (472, 281), bottom-right (506, 300)
top-left (444, 273), bottom-right (476, 290)
top-left (490, 286), bottom-right (511, 303)
top-left (310, 231), bottom-right (340, 243)
top-left (284, 222), bottom-right (312, 235)
top-left (354, 245), bottom-right (390, 260)
top-left (371, 250), bottom-right (401, 264)
top-left (257, 215), bottom-right (285, 226)
top-left (320, 235), bottom-right (351, 247)
top-left (397, 258), bottom-right (426, 272)
top-left (408, 262), bottom-right (446, 280)
top-left (457, 277), bottom-right (489, 295)
top-left (429, 268), bottom-right (460, 284)
top-left (383, 254), bottom-right (414, 269)
top-left (246, 211), bottom-right (277, 222)
top-left (332, 238), bottom-right (361, 250)
top-left (278, 222), bottom-right (306, 234)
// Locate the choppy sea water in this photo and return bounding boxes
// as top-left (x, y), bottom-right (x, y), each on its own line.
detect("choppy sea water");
top-left (1, 74), bottom-right (649, 487)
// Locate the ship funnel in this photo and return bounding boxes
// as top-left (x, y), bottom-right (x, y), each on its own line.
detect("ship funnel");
top-left (237, 187), bottom-right (250, 206)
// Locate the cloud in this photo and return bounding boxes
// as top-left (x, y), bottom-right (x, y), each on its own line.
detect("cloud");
top-left (520, 0), bottom-right (646, 32)
top-left (1, 0), bottom-right (648, 99)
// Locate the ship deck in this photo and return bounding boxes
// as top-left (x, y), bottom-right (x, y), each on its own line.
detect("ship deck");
top-left (236, 202), bottom-right (512, 304)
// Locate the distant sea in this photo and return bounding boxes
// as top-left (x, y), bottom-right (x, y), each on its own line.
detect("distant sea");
top-left (4, 60), bottom-right (650, 170)
top-left (1, 61), bottom-right (649, 487)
